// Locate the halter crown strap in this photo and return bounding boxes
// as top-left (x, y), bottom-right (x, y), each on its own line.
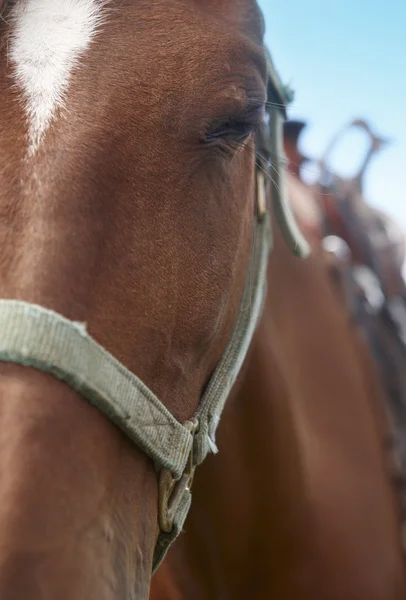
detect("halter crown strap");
top-left (265, 48), bottom-right (310, 260)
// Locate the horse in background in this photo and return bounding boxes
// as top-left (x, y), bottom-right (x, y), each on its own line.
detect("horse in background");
top-left (285, 117), bottom-right (406, 549)
top-left (317, 119), bottom-right (405, 300)
top-left (150, 122), bottom-right (406, 599)
top-left (317, 119), bottom-right (406, 546)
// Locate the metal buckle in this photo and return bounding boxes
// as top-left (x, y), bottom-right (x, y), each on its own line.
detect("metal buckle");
top-left (256, 170), bottom-right (267, 220)
top-left (158, 417), bottom-right (199, 533)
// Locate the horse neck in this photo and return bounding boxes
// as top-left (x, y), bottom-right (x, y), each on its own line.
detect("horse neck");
top-left (262, 219), bottom-right (406, 598)
top-left (151, 212), bottom-right (406, 599)
top-left (151, 295), bottom-right (315, 599)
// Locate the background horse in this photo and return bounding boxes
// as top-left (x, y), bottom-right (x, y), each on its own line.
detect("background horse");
top-left (0, 1), bottom-right (279, 597)
top-left (151, 151), bottom-right (406, 598)
top-left (308, 119), bottom-right (406, 548)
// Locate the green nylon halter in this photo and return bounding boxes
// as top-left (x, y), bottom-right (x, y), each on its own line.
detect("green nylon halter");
top-left (0, 55), bottom-right (309, 572)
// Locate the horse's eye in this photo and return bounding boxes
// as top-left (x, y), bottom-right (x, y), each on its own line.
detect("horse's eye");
top-left (206, 119), bottom-right (256, 142)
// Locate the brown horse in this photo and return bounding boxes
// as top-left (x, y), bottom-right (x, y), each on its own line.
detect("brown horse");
top-left (285, 117), bottom-right (406, 541)
top-left (0, 1), bottom-right (294, 598)
top-left (150, 163), bottom-right (406, 598)
top-left (313, 118), bottom-right (406, 549)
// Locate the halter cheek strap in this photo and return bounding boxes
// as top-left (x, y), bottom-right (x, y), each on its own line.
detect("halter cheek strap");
top-left (0, 178), bottom-right (271, 571)
top-left (0, 58), bottom-right (310, 572)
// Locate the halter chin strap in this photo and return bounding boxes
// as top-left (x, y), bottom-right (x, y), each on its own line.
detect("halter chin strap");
top-left (0, 55), bottom-right (309, 572)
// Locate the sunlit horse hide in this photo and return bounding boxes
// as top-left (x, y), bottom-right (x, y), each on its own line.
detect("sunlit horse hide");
top-left (308, 119), bottom-right (406, 550)
top-left (151, 112), bottom-right (406, 599)
top-left (0, 1), bottom-right (313, 598)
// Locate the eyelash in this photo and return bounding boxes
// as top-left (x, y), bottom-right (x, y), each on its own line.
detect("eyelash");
top-left (204, 103), bottom-right (265, 145)
top-left (205, 118), bottom-right (258, 142)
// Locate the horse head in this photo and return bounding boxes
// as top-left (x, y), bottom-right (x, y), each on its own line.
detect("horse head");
top-left (0, 1), bottom-right (292, 597)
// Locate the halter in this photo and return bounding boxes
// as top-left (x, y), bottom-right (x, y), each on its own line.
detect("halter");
top-left (0, 52), bottom-right (309, 571)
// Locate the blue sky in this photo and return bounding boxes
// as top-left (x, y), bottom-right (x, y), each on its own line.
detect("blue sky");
top-left (258, 0), bottom-right (406, 233)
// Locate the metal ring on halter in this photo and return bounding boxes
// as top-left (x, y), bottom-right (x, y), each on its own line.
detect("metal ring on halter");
top-left (158, 418), bottom-right (199, 533)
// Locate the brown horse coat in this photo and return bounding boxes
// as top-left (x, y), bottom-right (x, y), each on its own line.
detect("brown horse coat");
top-left (151, 173), bottom-right (406, 599)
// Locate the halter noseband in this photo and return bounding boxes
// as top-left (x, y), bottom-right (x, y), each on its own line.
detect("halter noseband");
top-left (0, 54), bottom-right (309, 571)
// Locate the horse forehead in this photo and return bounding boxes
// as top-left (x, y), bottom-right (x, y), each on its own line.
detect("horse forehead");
top-left (9, 0), bottom-right (109, 156)
top-left (7, 0), bottom-right (265, 158)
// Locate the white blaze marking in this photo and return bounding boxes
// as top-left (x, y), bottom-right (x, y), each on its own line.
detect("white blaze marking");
top-left (9, 0), bottom-right (108, 155)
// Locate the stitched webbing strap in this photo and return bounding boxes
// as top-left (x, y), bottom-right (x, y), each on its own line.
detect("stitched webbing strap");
top-left (194, 210), bottom-right (271, 464)
top-left (269, 109), bottom-right (310, 259)
top-left (0, 299), bottom-right (193, 480)
top-left (193, 107), bottom-right (310, 467)
top-left (153, 192), bottom-right (273, 569)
